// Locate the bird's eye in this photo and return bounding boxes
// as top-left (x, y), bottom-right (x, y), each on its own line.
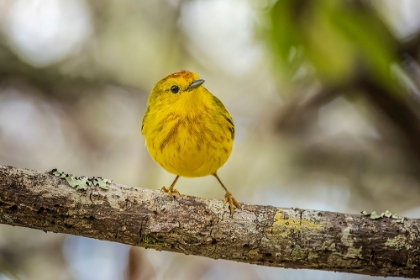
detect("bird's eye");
top-left (170, 85), bottom-right (179, 94)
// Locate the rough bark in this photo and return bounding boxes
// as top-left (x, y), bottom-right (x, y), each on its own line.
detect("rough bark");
top-left (0, 165), bottom-right (419, 278)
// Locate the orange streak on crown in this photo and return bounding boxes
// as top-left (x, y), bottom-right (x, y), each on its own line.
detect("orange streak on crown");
top-left (161, 70), bottom-right (199, 82)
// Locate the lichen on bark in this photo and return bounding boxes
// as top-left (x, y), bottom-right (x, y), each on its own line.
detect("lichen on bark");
top-left (0, 165), bottom-right (419, 278)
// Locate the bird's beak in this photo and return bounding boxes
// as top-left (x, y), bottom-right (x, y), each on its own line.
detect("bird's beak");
top-left (187, 79), bottom-right (205, 90)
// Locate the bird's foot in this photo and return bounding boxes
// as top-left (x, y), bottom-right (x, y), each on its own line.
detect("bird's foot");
top-left (161, 186), bottom-right (180, 198)
top-left (224, 191), bottom-right (240, 217)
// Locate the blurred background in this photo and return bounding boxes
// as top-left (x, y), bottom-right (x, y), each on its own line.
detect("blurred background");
top-left (0, 0), bottom-right (419, 279)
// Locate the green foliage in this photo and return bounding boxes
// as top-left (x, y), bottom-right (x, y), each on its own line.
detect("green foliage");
top-left (268, 0), bottom-right (397, 88)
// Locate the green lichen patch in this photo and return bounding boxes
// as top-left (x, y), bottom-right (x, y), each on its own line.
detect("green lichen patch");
top-left (141, 234), bottom-right (169, 247)
top-left (341, 226), bottom-right (362, 258)
top-left (370, 211), bottom-right (383, 220)
top-left (360, 210), bottom-right (404, 223)
top-left (47, 168), bottom-right (111, 190)
top-left (385, 235), bottom-right (412, 250)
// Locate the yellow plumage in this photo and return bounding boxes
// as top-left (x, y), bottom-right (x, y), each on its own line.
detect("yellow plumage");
top-left (141, 70), bottom-right (239, 215)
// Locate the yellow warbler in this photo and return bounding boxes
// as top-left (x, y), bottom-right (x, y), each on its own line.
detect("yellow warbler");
top-left (141, 70), bottom-right (239, 216)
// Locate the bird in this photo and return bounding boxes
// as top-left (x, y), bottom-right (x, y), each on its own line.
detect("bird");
top-left (141, 70), bottom-right (240, 216)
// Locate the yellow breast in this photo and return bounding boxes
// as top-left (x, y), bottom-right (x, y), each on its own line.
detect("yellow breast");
top-left (144, 109), bottom-right (232, 177)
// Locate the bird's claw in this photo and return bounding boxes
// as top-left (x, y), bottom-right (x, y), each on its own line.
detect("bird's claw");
top-left (161, 186), bottom-right (180, 198)
top-left (224, 191), bottom-right (240, 217)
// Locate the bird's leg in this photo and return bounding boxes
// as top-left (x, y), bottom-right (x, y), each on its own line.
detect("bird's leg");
top-left (161, 175), bottom-right (181, 197)
top-left (213, 174), bottom-right (240, 217)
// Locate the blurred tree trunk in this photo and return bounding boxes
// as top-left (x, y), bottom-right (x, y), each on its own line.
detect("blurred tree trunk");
top-left (0, 165), bottom-right (419, 278)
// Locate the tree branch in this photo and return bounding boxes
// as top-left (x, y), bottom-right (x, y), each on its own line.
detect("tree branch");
top-left (0, 165), bottom-right (419, 278)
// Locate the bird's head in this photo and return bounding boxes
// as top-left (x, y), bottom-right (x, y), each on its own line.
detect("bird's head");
top-left (149, 70), bottom-right (206, 105)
